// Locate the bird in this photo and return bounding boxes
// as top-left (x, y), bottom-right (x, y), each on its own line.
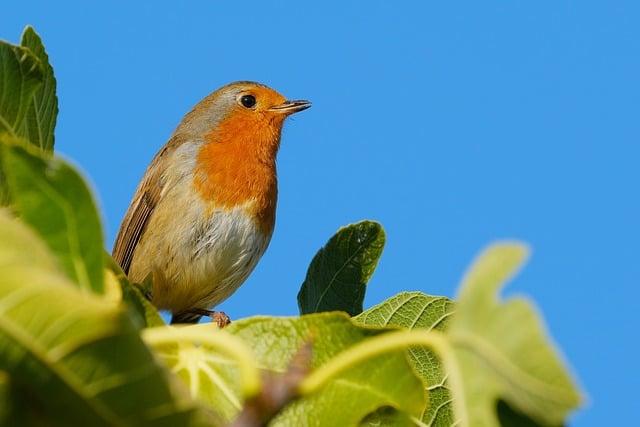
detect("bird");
top-left (112, 81), bottom-right (310, 326)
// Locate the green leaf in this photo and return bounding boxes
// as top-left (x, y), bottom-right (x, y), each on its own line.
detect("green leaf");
top-left (152, 314), bottom-right (425, 425)
top-left (0, 209), bottom-right (216, 426)
top-left (447, 243), bottom-right (583, 427)
top-left (0, 32), bottom-right (45, 206)
top-left (496, 400), bottom-right (557, 427)
top-left (0, 371), bottom-right (14, 425)
top-left (105, 253), bottom-right (165, 328)
top-left (0, 372), bottom-right (57, 427)
top-left (0, 171), bottom-right (7, 206)
top-left (354, 292), bottom-right (456, 426)
top-left (144, 325), bottom-right (262, 423)
top-left (298, 221), bottom-right (385, 316)
top-left (359, 406), bottom-right (415, 427)
top-left (0, 37), bottom-right (43, 138)
top-left (229, 314), bottom-right (425, 426)
top-left (0, 27), bottom-right (57, 206)
top-left (354, 246), bottom-right (582, 427)
top-left (149, 337), bottom-right (243, 422)
top-left (18, 26), bottom-right (58, 152)
top-left (1, 142), bottom-right (105, 294)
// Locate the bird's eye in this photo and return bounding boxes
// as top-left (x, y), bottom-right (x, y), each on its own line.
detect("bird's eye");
top-left (240, 94), bottom-right (256, 108)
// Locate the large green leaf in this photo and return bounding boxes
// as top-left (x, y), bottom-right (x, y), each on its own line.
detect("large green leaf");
top-left (0, 209), bottom-right (216, 426)
top-left (152, 314), bottom-right (426, 426)
top-left (0, 37), bottom-right (43, 138)
top-left (232, 314), bottom-right (425, 426)
top-left (355, 292), bottom-right (456, 426)
top-left (18, 26), bottom-right (58, 152)
top-left (1, 142), bottom-right (105, 294)
top-left (355, 245), bottom-right (582, 427)
top-left (298, 221), bottom-right (385, 316)
top-left (446, 243), bottom-right (583, 426)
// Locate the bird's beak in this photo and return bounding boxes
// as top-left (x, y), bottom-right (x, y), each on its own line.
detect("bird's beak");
top-left (268, 99), bottom-right (312, 115)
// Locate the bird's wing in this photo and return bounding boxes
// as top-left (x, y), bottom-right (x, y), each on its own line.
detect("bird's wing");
top-left (112, 135), bottom-right (187, 274)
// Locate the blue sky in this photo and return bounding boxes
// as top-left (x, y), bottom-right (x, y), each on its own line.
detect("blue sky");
top-left (3, 1), bottom-right (638, 425)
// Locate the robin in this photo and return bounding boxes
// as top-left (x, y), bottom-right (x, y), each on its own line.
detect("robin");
top-left (112, 81), bottom-right (310, 326)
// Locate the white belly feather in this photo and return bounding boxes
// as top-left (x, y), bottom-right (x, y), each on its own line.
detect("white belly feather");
top-left (128, 140), bottom-right (273, 313)
top-left (130, 182), bottom-right (271, 314)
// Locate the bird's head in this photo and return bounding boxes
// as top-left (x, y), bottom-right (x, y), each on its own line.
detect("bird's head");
top-left (179, 81), bottom-right (310, 161)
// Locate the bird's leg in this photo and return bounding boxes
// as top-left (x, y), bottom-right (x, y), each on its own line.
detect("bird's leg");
top-left (184, 308), bottom-right (231, 328)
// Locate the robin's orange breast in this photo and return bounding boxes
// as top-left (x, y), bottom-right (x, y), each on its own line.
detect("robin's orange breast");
top-left (193, 110), bottom-right (281, 236)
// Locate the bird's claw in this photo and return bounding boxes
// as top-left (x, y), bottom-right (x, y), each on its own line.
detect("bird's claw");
top-left (211, 311), bottom-right (231, 328)
top-left (171, 308), bottom-right (231, 327)
top-left (187, 308), bottom-right (231, 328)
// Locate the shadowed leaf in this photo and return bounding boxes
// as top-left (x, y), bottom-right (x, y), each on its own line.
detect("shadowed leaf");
top-left (298, 221), bottom-right (385, 316)
top-left (0, 33), bottom-right (44, 205)
top-left (0, 37), bottom-right (42, 138)
top-left (18, 26), bottom-right (58, 152)
top-left (496, 400), bottom-right (561, 427)
top-left (359, 406), bottom-right (415, 427)
top-left (105, 253), bottom-right (164, 328)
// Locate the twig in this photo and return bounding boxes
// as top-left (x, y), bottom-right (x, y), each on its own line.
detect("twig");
top-left (229, 342), bottom-right (313, 427)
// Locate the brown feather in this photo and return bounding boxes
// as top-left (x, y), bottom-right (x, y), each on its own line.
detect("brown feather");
top-left (112, 135), bottom-right (187, 273)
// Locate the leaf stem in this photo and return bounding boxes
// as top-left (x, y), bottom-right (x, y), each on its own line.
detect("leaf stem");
top-left (142, 326), bottom-right (261, 398)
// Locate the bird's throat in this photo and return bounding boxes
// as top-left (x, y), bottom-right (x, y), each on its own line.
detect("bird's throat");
top-left (193, 114), bottom-right (280, 234)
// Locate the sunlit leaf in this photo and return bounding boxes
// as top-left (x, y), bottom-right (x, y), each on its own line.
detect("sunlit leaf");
top-left (355, 292), bottom-right (456, 426)
top-left (446, 243), bottom-right (583, 427)
top-left (152, 313), bottom-right (425, 426)
top-left (1, 142), bottom-right (105, 293)
top-left (156, 339), bottom-right (243, 422)
top-left (0, 209), bottom-right (217, 426)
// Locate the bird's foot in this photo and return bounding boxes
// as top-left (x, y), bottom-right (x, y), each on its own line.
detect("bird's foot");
top-left (189, 308), bottom-right (231, 328)
top-left (211, 311), bottom-right (231, 328)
